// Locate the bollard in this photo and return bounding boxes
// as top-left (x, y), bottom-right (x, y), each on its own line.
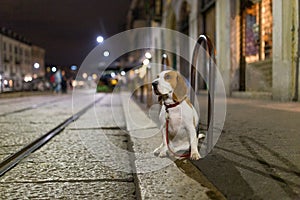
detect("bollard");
top-left (190, 35), bottom-right (216, 155)
top-left (146, 66), bottom-right (152, 107)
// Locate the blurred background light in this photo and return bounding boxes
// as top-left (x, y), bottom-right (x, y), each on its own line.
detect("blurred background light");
top-left (145, 52), bottom-right (152, 59)
top-left (51, 67), bottom-right (57, 72)
top-left (97, 36), bottom-right (104, 43)
top-left (70, 65), bottom-right (77, 71)
top-left (143, 59), bottom-right (150, 65)
top-left (82, 73), bottom-right (88, 79)
top-left (33, 62), bottom-right (40, 69)
top-left (103, 50), bottom-right (110, 57)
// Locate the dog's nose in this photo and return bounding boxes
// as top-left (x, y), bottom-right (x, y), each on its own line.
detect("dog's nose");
top-left (152, 81), bottom-right (158, 87)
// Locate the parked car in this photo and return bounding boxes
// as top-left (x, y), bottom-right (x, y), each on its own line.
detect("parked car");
top-left (97, 71), bottom-right (118, 92)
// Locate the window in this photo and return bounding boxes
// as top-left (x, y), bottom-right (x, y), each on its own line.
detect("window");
top-left (242, 0), bottom-right (272, 63)
top-left (152, 0), bottom-right (162, 22)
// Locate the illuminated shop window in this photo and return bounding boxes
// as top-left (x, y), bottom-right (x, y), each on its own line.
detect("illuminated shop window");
top-left (242, 0), bottom-right (272, 63)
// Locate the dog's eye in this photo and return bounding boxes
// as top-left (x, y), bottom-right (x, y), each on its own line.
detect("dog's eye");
top-left (165, 74), bottom-right (171, 80)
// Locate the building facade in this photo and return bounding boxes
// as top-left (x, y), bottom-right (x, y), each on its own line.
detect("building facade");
top-left (32, 45), bottom-right (46, 78)
top-left (0, 27), bottom-right (45, 91)
top-left (162, 0), bottom-right (299, 101)
top-left (215, 0), bottom-right (299, 101)
top-left (126, 0), bottom-right (299, 102)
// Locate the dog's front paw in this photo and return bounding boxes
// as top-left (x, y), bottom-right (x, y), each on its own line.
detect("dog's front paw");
top-left (153, 147), bottom-right (161, 157)
top-left (190, 151), bottom-right (201, 160)
top-left (198, 133), bottom-right (205, 139)
top-left (158, 150), bottom-right (168, 158)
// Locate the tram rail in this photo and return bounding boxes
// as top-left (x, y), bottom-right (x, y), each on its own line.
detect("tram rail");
top-left (0, 95), bottom-right (105, 176)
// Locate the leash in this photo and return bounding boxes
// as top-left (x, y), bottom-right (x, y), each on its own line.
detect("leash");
top-left (164, 101), bottom-right (191, 158)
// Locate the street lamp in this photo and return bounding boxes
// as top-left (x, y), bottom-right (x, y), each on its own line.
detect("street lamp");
top-left (33, 62), bottom-right (40, 69)
top-left (145, 52), bottom-right (152, 59)
top-left (51, 67), bottom-right (57, 73)
top-left (143, 59), bottom-right (150, 66)
top-left (96, 36), bottom-right (104, 43)
top-left (0, 73), bottom-right (3, 93)
top-left (103, 50), bottom-right (110, 57)
top-left (82, 73), bottom-right (88, 79)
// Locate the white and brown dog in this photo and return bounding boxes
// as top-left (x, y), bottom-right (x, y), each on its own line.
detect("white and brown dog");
top-left (152, 70), bottom-right (204, 160)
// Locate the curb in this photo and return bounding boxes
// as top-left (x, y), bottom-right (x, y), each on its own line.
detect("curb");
top-left (231, 91), bottom-right (272, 100)
top-left (120, 92), bottom-right (226, 200)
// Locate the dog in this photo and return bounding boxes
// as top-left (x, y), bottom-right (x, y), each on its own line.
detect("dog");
top-left (152, 70), bottom-right (204, 160)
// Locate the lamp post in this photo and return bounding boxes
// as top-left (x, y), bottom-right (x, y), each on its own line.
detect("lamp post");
top-left (96, 36), bottom-right (104, 44)
top-left (144, 52), bottom-right (152, 107)
top-left (0, 72), bottom-right (3, 93)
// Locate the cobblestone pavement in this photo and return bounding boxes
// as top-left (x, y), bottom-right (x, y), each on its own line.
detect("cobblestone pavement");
top-left (192, 95), bottom-right (300, 200)
top-left (0, 90), bottom-right (226, 200)
top-left (0, 91), bottom-right (136, 199)
top-left (3, 89), bottom-right (298, 199)
top-left (121, 92), bottom-right (225, 200)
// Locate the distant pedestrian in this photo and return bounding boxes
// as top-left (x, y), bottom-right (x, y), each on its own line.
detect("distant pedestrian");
top-left (50, 74), bottom-right (55, 90)
top-left (61, 70), bottom-right (67, 93)
top-left (54, 69), bottom-right (62, 93)
top-left (68, 78), bottom-right (73, 90)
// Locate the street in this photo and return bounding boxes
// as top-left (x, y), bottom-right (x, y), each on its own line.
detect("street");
top-left (192, 96), bottom-right (300, 199)
top-left (0, 91), bottom-right (136, 199)
top-left (0, 90), bottom-right (299, 199)
top-left (1, 0), bottom-right (300, 199)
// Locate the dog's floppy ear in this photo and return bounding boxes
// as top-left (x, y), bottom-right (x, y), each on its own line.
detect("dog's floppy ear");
top-left (158, 95), bottom-right (163, 105)
top-left (172, 72), bottom-right (187, 102)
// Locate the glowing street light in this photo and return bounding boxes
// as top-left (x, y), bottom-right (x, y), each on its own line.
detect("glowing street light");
top-left (145, 52), bottom-right (152, 59)
top-left (143, 59), bottom-right (150, 65)
top-left (103, 50), bottom-right (110, 57)
top-left (82, 73), bottom-right (88, 79)
top-left (121, 71), bottom-right (126, 76)
top-left (51, 67), bottom-right (57, 72)
top-left (33, 62), bottom-right (40, 69)
top-left (97, 36), bottom-right (104, 43)
top-left (92, 74), bottom-right (98, 80)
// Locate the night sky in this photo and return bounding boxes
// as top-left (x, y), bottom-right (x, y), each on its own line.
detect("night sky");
top-left (0, 0), bottom-right (131, 67)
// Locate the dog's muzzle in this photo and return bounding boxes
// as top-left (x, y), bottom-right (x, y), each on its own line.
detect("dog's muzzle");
top-left (152, 81), bottom-right (161, 95)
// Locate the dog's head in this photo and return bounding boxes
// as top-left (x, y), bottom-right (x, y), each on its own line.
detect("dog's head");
top-left (152, 70), bottom-right (187, 102)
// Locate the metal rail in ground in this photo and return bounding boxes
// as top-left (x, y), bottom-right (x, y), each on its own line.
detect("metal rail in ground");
top-left (0, 97), bottom-right (69, 117)
top-left (0, 95), bottom-right (105, 176)
top-left (190, 35), bottom-right (216, 155)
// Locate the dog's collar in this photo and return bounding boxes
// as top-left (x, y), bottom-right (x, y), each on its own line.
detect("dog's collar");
top-left (164, 101), bottom-right (181, 110)
top-left (163, 96), bottom-right (187, 111)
